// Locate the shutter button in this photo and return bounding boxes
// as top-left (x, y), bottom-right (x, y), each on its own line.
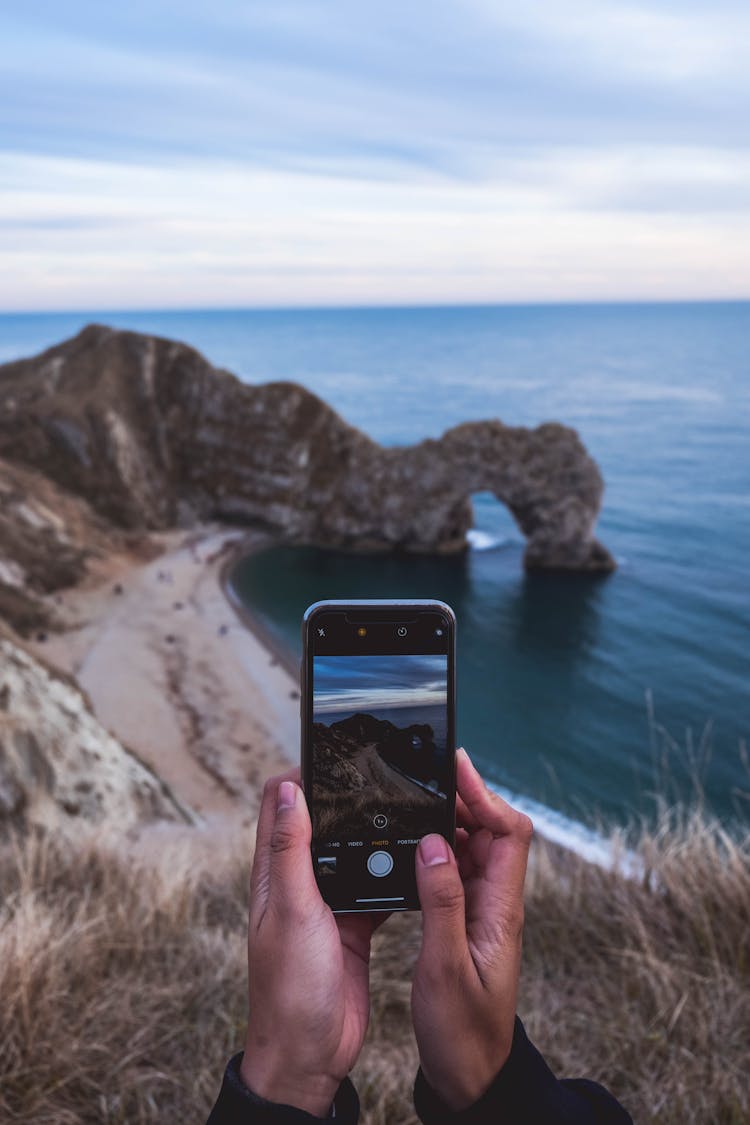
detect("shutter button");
top-left (367, 850), bottom-right (394, 877)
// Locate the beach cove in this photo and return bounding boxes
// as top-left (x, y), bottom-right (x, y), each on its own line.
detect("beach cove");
top-left (33, 528), bottom-right (299, 827)
top-left (25, 521), bottom-right (632, 871)
top-left (4, 302), bottom-right (748, 836)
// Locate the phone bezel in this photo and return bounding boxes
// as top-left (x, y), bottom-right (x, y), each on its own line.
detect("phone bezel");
top-left (301, 599), bottom-right (457, 913)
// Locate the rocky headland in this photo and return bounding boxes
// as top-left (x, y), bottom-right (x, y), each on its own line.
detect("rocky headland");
top-left (0, 324), bottom-right (612, 636)
top-left (0, 323), bottom-right (613, 836)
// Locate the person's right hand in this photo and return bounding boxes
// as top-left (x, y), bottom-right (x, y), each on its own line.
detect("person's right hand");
top-left (411, 747), bottom-right (534, 1111)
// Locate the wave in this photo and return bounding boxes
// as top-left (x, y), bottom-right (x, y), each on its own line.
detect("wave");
top-left (466, 528), bottom-right (517, 551)
top-left (486, 780), bottom-right (641, 877)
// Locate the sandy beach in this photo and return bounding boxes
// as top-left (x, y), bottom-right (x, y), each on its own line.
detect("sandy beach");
top-left (33, 528), bottom-right (299, 827)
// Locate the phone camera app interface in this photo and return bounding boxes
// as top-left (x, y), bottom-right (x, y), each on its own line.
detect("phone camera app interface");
top-left (310, 615), bottom-right (452, 911)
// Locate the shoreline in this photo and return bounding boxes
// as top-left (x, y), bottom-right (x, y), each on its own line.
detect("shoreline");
top-left (220, 543), bottom-right (299, 681)
top-left (32, 524), bottom-right (636, 873)
top-left (33, 527), bottom-right (299, 825)
top-left (221, 541), bottom-right (639, 875)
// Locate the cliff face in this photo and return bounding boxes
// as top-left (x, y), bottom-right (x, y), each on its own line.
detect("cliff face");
top-left (0, 633), bottom-right (190, 833)
top-left (0, 453), bottom-right (142, 635)
top-left (0, 324), bottom-right (613, 629)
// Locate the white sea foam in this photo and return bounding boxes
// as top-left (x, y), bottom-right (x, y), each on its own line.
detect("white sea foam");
top-left (466, 528), bottom-right (515, 551)
top-left (486, 780), bottom-right (642, 878)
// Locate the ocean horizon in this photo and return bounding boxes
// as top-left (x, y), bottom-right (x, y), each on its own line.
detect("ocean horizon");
top-left (3, 301), bottom-right (748, 854)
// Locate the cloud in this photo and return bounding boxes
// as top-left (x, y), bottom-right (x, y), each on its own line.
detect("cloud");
top-left (1, 0), bottom-right (749, 306)
top-left (2, 146), bottom-right (749, 309)
top-left (4, 1), bottom-right (749, 164)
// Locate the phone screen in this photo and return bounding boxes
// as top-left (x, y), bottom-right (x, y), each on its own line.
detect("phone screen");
top-left (302, 601), bottom-right (456, 912)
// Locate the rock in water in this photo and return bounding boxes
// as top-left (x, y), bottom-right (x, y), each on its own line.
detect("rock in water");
top-left (0, 324), bottom-right (614, 578)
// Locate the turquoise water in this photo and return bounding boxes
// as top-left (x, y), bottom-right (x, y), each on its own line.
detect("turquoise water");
top-left (2, 304), bottom-right (748, 835)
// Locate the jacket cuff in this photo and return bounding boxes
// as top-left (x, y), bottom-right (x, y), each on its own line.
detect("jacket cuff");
top-left (205, 1054), bottom-right (360, 1125)
top-left (413, 1017), bottom-right (560, 1124)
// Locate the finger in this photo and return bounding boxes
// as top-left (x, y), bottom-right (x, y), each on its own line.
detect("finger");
top-left (415, 834), bottom-right (470, 976)
top-left (267, 780), bottom-right (320, 918)
top-left (456, 791), bottom-right (480, 832)
top-left (464, 825), bottom-right (493, 871)
top-left (455, 827), bottom-right (480, 881)
top-left (457, 748), bottom-right (532, 841)
top-left (334, 911), bottom-right (392, 981)
top-left (464, 824), bottom-right (533, 967)
top-left (250, 767), bottom-right (300, 913)
top-left (455, 751), bottom-right (533, 958)
top-left (336, 912), bottom-right (380, 965)
top-left (481, 825), bottom-right (533, 924)
top-left (454, 823), bottom-right (490, 882)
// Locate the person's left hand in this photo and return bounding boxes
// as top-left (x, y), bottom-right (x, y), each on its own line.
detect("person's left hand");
top-left (240, 770), bottom-right (381, 1117)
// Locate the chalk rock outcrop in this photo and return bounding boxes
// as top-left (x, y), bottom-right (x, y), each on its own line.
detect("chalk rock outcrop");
top-left (0, 454), bottom-right (145, 635)
top-left (0, 325), bottom-right (614, 604)
top-left (0, 633), bottom-right (191, 833)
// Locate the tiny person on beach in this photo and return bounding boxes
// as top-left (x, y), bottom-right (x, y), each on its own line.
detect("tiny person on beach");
top-left (206, 750), bottom-right (632, 1124)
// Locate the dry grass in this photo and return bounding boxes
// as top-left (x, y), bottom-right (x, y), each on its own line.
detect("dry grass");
top-left (522, 810), bottom-right (750, 1124)
top-left (1, 810), bottom-right (748, 1124)
top-left (0, 827), bottom-right (250, 1124)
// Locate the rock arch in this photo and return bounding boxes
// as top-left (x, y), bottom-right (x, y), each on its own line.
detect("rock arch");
top-left (0, 325), bottom-right (615, 576)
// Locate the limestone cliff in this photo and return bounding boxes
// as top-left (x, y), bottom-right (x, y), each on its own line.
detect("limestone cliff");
top-left (0, 454), bottom-right (150, 635)
top-left (0, 632), bottom-right (191, 833)
top-left (0, 324), bottom-right (613, 629)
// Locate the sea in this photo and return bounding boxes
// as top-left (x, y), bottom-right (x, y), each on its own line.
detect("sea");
top-left (2, 303), bottom-right (748, 857)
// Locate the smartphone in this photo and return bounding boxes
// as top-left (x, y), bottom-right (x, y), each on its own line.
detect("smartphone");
top-left (301, 599), bottom-right (456, 913)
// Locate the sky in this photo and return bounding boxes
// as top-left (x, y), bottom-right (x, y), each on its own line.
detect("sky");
top-left (2, 0), bottom-right (749, 309)
top-left (314, 655), bottom-right (447, 715)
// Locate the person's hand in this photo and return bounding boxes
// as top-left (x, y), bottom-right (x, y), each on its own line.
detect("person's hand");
top-left (240, 770), bottom-right (381, 1116)
top-left (411, 747), bottom-right (534, 1111)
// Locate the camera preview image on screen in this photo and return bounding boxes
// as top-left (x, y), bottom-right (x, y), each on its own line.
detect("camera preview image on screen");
top-left (311, 652), bottom-right (450, 844)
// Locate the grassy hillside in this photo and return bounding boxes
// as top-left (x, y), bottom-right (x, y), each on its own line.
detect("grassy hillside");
top-left (0, 811), bottom-right (748, 1124)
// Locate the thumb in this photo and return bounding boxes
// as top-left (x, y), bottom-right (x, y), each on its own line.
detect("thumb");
top-left (268, 780), bottom-right (317, 914)
top-left (415, 834), bottom-right (468, 969)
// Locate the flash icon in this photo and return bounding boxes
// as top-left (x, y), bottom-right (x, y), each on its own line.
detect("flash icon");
top-left (317, 627), bottom-right (326, 637)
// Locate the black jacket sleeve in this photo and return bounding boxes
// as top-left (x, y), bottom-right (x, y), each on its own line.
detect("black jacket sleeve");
top-left (205, 1054), bottom-right (360, 1125)
top-left (413, 1018), bottom-right (632, 1125)
top-left (206, 1021), bottom-right (630, 1125)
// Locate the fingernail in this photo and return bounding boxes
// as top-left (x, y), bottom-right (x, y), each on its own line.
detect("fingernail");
top-left (277, 781), bottom-right (297, 810)
top-left (457, 747), bottom-right (477, 773)
top-left (419, 834), bottom-right (450, 866)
